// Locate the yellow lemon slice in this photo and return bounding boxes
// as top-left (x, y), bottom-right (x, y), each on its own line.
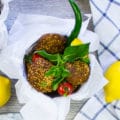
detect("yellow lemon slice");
top-left (71, 38), bottom-right (83, 46)
top-left (104, 61), bottom-right (120, 103)
top-left (0, 75), bottom-right (11, 107)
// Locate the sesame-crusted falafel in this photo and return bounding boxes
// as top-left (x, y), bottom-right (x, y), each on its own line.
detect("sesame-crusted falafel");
top-left (26, 57), bottom-right (54, 93)
top-left (65, 61), bottom-right (90, 86)
top-left (33, 33), bottom-right (67, 54)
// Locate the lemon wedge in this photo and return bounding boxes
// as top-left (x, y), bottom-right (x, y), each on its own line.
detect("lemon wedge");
top-left (71, 38), bottom-right (83, 46)
top-left (104, 61), bottom-right (120, 103)
top-left (0, 75), bottom-right (11, 107)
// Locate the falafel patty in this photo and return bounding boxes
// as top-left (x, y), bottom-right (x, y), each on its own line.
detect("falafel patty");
top-left (65, 61), bottom-right (90, 86)
top-left (26, 57), bottom-right (54, 93)
top-left (33, 33), bottom-right (67, 54)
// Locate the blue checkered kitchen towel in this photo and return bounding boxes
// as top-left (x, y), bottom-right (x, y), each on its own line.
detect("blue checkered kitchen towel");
top-left (74, 0), bottom-right (120, 120)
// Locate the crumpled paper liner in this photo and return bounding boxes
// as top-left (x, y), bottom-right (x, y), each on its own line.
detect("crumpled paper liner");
top-left (0, 14), bottom-right (108, 120)
top-left (0, 0), bottom-right (11, 50)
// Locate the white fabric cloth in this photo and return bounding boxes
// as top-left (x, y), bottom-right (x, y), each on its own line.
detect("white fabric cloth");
top-left (74, 90), bottom-right (120, 120)
top-left (0, 14), bottom-right (107, 120)
top-left (74, 0), bottom-right (120, 120)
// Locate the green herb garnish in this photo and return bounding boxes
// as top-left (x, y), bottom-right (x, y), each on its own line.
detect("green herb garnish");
top-left (24, 54), bottom-right (32, 63)
top-left (34, 50), bottom-right (59, 63)
top-left (63, 43), bottom-right (89, 62)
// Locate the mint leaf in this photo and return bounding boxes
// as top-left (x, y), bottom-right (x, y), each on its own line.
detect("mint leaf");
top-left (63, 43), bottom-right (89, 62)
top-left (51, 66), bottom-right (70, 91)
top-left (52, 77), bottom-right (64, 91)
top-left (45, 66), bottom-right (57, 77)
top-left (80, 55), bottom-right (90, 64)
top-left (35, 50), bottom-right (59, 63)
top-left (62, 68), bottom-right (70, 78)
top-left (24, 55), bottom-right (32, 63)
top-left (45, 66), bottom-right (62, 77)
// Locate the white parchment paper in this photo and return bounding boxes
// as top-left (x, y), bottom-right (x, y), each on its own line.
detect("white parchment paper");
top-left (0, 0), bottom-right (12, 50)
top-left (0, 14), bottom-right (107, 120)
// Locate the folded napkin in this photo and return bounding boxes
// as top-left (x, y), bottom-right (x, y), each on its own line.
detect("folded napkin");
top-left (74, 0), bottom-right (120, 120)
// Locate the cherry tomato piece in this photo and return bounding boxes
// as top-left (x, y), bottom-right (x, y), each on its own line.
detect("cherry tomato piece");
top-left (57, 82), bottom-right (73, 96)
top-left (32, 53), bottom-right (42, 62)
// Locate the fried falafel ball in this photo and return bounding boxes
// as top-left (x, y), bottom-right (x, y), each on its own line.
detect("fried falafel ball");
top-left (26, 57), bottom-right (54, 93)
top-left (65, 61), bottom-right (90, 87)
top-left (33, 33), bottom-right (67, 54)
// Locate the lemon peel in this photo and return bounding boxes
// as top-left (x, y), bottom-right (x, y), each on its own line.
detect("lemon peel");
top-left (0, 75), bottom-right (11, 107)
top-left (104, 61), bottom-right (120, 103)
top-left (71, 38), bottom-right (83, 46)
